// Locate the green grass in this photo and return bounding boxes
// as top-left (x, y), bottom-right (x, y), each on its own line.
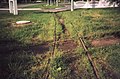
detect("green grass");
top-left (58, 8), bottom-right (120, 39)
top-left (24, 3), bottom-right (63, 9)
top-left (0, 11), bottom-right (55, 44)
top-left (90, 44), bottom-right (120, 79)
top-left (0, 8), bottom-right (120, 79)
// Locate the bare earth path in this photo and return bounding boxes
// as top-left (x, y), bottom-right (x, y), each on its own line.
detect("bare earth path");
top-left (92, 36), bottom-right (120, 47)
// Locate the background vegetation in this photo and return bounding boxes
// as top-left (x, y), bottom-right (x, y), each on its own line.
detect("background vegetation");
top-left (0, 8), bottom-right (120, 79)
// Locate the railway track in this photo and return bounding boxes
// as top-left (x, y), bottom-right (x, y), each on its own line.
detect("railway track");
top-left (71, 23), bottom-right (100, 79)
top-left (45, 13), bottom-right (100, 79)
top-left (44, 13), bottom-right (58, 79)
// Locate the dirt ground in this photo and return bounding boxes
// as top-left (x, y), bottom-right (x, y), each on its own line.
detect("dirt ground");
top-left (91, 36), bottom-right (120, 47)
top-left (58, 40), bottom-right (78, 52)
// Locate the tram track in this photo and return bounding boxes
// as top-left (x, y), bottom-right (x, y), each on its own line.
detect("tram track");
top-left (45, 13), bottom-right (100, 79)
top-left (55, 13), bottom-right (100, 79)
top-left (71, 23), bottom-right (100, 79)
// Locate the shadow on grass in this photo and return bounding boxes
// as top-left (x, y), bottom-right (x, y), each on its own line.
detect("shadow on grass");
top-left (101, 31), bottom-right (120, 38)
top-left (0, 39), bottom-right (51, 79)
top-left (0, 27), bottom-right (50, 79)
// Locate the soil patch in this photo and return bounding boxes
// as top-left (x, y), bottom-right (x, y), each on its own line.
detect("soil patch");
top-left (55, 14), bottom-right (70, 41)
top-left (29, 40), bottom-right (78, 54)
top-left (11, 22), bottom-right (32, 28)
top-left (91, 36), bottom-right (120, 47)
top-left (58, 40), bottom-right (78, 52)
top-left (28, 42), bottom-right (50, 54)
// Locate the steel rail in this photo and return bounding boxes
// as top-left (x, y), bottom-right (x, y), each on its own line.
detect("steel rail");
top-left (44, 13), bottom-right (57, 79)
top-left (71, 23), bottom-right (100, 79)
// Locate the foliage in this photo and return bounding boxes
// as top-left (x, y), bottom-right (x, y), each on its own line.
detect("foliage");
top-left (90, 44), bottom-right (120, 78)
top-left (50, 51), bottom-right (70, 79)
top-left (24, 4), bottom-right (63, 9)
top-left (0, 8), bottom-right (120, 79)
top-left (0, 11), bottom-right (55, 44)
top-left (7, 51), bottom-right (47, 79)
top-left (58, 8), bottom-right (120, 39)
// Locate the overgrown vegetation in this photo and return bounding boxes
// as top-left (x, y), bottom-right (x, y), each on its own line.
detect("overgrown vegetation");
top-left (58, 8), bottom-right (120, 39)
top-left (0, 8), bottom-right (120, 79)
top-left (24, 4), bottom-right (64, 9)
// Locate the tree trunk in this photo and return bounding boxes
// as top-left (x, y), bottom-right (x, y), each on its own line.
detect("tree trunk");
top-left (29, 0), bottom-right (31, 2)
top-left (47, 0), bottom-right (50, 5)
top-left (54, 0), bottom-right (56, 4)
top-left (56, 0), bottom-right (58, 6)
top-left (25, 0), bottom-right (27, 3)
top-left (71, 0), bottom-right (74, 11)
top-left (50, 0), bottom-right (53, 5)
top-left (3, 0), bottom-right (7, 3)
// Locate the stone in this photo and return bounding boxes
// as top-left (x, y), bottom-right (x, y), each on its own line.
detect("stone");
top-left (16, 21), bottom-right (31, 25)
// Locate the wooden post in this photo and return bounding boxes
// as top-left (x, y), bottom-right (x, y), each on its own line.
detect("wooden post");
top-left (14, 0), bottom-right (18, 15)
top-left (56, 0), bottom-right (59, 6)
top-left (71, 0), bottom-right (74, 11)
top-left (47, 0), bottom-right (50, 5)
top-left (9, 0), bottom-right (18, 15)
top-left (9, 0), bottom-right (14, 13)
top-left (50, 0), bottom-right (53, 5)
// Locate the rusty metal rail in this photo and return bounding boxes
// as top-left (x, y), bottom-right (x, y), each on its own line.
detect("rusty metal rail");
top-left (71, 23), bottom-right (100, 79)
top-left (78, 36), bottom-right (100, 79)
top-left (44, 13), bottom-right (58, 79)
top-left (45, 13), bottom-right (100, 79)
